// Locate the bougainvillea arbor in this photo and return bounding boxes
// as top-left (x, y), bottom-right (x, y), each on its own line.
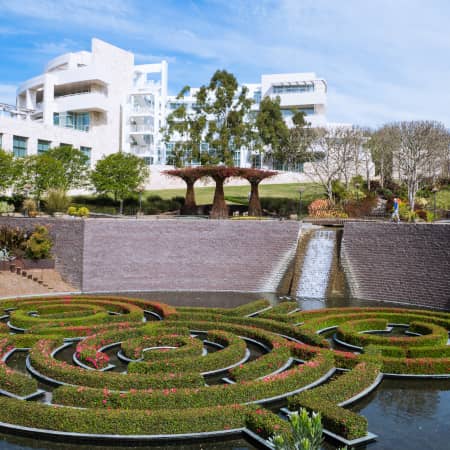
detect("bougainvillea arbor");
top-left (163, 166), bottom-right (277, 219)
top-left (0, 296), bottom-right (448, 446)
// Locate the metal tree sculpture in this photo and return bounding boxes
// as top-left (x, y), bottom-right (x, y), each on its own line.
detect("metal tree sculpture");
top-left (163, 167), bottom-right (205, 214)
top-left (199, 166), bottom-right (240, 219)
top-left (239, 168), bottom-right (277, 216)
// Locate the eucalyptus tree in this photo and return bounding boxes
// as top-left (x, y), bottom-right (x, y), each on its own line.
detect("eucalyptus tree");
top-left (254, 96), bottom-right (289, 166)
top-left (162, 86), bottom-right (205, 167)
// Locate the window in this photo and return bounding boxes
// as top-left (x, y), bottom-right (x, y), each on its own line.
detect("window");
top-left (281, 107), bottom-right (315, 118)
top-left (200, 142), bottom-right (209, 152)
top-left (233, 150), bottom-right (241, 167)
top-left (13, 136), bottom-right (27, 157)
top-left (253, 90), bottom-right (261, 104)
top-left (272, 84), bottom-right (314, 94)
top-left (37, 140), bottom-right (51, 154)
top-left (80, 146), bottom-right (91, 166)
top-left (0, 134), bottom-right (2, 148)
top-left (60, 143), bottom-right (71, 147)
top-left (251, 154), bottom-right (262, 169)
top-left (143, 156), bottom-right (153, 165)
top-left (53, 112), bottom-right (89, 131)
top-left (273, 161), bottom-right (304, 173)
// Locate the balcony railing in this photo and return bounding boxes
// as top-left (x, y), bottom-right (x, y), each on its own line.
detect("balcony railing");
top-left (131, 145), bottom-right (153, 155)
top-left (129, 124), bottom-right (154, 133)
top-left (130, 106), bottom-right (154, 114)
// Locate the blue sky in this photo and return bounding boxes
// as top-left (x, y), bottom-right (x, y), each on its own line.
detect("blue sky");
top-left (1, 0), bottom-right (449, 127)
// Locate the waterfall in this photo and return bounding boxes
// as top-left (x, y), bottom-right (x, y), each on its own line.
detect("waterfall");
top-left (296, 230), bottom-right (335, 299)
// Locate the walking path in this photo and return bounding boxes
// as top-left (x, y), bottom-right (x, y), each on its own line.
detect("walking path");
top-left (0, 270), bottom-right (74, 297)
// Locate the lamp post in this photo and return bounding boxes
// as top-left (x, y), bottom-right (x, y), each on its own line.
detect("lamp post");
top-left (137, 186), bottom-right (145, 216)
top-left (298, 188), bottom-right (304, 220)
top-left (432, 186), bottom-right (438, 222)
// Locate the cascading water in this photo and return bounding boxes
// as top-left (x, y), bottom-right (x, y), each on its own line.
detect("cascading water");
top-left (296, 229), bottom-right (336, 299)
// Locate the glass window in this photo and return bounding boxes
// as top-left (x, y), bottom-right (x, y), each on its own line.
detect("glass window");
top-left (281, 107), bottom-right (315, 118)
top-left (273, 84), bottom-right (314, 94)
top-left (53, 113), bottom-right (59, 126)
top-left (200, 142), bottom-right (209, 152)
top-left (80, 146), bottom-right (91, 166)
top-left (37, 140), bottom-right (51, 154)
top-left (253, 90), bottom-right (261, 103)
top-left (13, 136), bottom-right (27, 158)
top-left (143, 156), bottom-right (153, 165)
top-left (233, 150), bottom-right (241, 167)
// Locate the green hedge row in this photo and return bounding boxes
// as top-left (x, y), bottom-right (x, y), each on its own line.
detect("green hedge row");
top-left (0, 361), bottom-right (38, 397)
top-left (128, 330), bottom-right (247, 374)
top-left (337, 320), bottom-right (448, 348)
top-left (288, 361), bottom-right (380, 440)
top-left (30, 339), bottom-right (204, 390)
top-left (0, 397), bottom-right (287, 437)
top-left (53, 352), bottom-right (334, 411)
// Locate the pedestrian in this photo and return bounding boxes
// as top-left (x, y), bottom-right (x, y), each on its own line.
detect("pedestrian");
top-left (391, 197), bottom-right (400, 223)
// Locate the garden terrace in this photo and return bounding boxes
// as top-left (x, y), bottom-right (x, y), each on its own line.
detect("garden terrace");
top-left (0, 296), bottom-right (448, 447)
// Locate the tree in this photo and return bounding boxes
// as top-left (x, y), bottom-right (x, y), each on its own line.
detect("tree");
top-left (366, 125), bottom-right (396, 188)
top-left (0, 148), bottom-right (19, 193)
top-left (91, 152), bottom-right (149, 214)
top-left (196, 70), bottom-right (253, 166)
top-left (18, 154), bottom-right (66, 207)
top-left (255, 96), bottom-right (289, 166)
top-left (307, 128), bottom-right (344, 200)
top-left (163, 167), bottom-right (205, 213)
top-left (46, 145), bottom-right (89, 191)
top-left (271, 110), bottom-right (317, 171)
top-left (239, 168), bottom-right (277, 216)
top-left (392, 121), bottom-right (449, 210)
top-left (198, 166), bottom-right (240, 218)
top-left (162, 86), bottom-right (205, 167)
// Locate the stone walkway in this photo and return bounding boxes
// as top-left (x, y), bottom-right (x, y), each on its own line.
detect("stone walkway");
top-left (0, 270), bottom-right (75, 297)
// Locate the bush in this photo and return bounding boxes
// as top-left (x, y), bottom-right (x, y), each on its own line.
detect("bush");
top-left (44, 189), bottom-right (71, 214)
top-left (22, 198), bottom-right (37, 215)
top-left (0, 225), bottom-right (27, 258)
top-left (0, 201), bottom-right (14, 214)
top-left (25, 225), bottom-right (53, 260)
top-left (307, 199), bottom-right (347, 218)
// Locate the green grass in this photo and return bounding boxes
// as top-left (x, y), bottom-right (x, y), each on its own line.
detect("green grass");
top-left (146, 183), bottom-right (325, 205)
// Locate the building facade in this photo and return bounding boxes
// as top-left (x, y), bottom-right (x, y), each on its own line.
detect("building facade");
top-left (0, 38), bottom-right (327, 174)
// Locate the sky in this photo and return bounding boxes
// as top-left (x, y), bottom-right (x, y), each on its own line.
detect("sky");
top-left (1, 0), bottom-right (450, 128)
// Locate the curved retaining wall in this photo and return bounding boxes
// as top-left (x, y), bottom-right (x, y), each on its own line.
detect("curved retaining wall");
top-left (341, 223), bottom-right (450, 310)
top-left (0, 218), bottom-right (301, 293)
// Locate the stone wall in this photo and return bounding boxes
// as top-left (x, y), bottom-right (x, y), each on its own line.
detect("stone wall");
top-left (81, 219), bottom-right (300, 292)
top-left (0, 217), bottom-right (85, 289)
top-left (341, 222), bottom-right (450, 310)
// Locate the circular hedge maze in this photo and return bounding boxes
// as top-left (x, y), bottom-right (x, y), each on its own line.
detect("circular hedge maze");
top-left (0, 296), bottom-right (449, 447)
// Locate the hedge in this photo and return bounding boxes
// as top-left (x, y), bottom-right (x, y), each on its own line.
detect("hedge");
top-left (0, 361), bottom-right (38, 396)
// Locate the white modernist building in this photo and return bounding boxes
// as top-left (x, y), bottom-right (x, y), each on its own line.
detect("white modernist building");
top-left (0, 38), bottom-right (329, 185)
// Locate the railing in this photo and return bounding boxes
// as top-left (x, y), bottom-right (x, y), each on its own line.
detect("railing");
top-left (129, 124), bottom-right (154, 133)
top-left (130, 106), bottom-right (154, 114)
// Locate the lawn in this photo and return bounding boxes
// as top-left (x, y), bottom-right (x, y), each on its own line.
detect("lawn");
top-left (146, 183), bottom-right (325, 205)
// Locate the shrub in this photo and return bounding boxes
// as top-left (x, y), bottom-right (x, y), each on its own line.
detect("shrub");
top-left (0, 201), bottom-right (14, 214)
top-left (307, 199), bottom-right (347, 218)
top-left (25, 226), bottom-right (53, 260)
top-left (44, 189), bottom-right (71, 214)
top-left (22, 198), bottom-right (37, 215)
top-left (0, 225), bottom-right (27, 258)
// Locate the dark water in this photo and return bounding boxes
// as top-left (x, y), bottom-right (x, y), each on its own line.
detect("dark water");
top-left (0, 292), bottom-right (448, 450)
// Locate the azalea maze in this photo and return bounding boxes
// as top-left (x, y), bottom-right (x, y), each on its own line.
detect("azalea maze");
top-left (0, 296), bottom-right (449, 446)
